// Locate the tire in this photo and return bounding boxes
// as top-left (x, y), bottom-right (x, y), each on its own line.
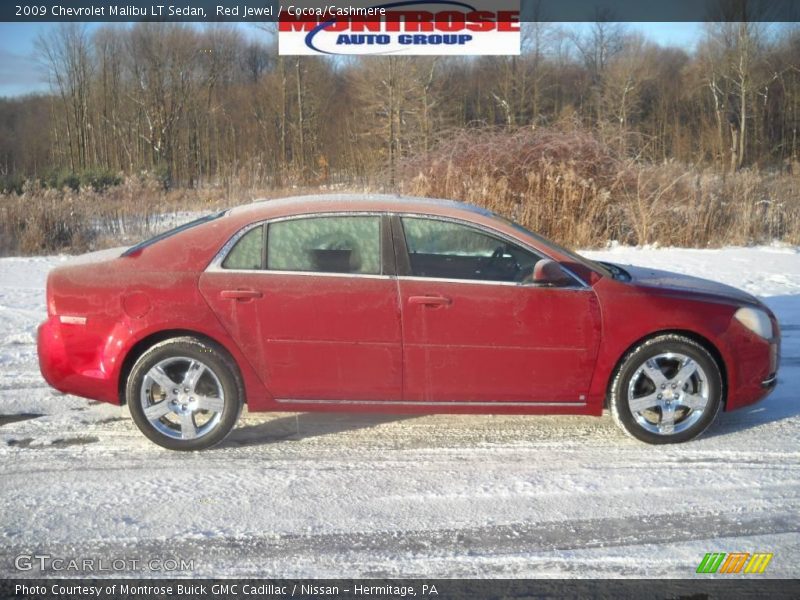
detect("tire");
top-left (610, 334), bottom-right (723, 444)
top-left (127, 336), bottom-right (243, 451)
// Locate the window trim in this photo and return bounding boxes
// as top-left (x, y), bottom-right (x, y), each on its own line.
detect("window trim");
top-left (206, 210), bottom-right (589, 288)
top-left (392, 213), bottom-right (589, 289)
top-left (206, 212), bottom-right (395, 278)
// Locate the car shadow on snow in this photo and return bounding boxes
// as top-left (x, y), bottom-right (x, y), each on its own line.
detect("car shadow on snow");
top-left (0, 413), bottom-right (42, 427)
top-left (222, 412), bottom-right (415, 447)
top-left (708, 389), bottom-right (800, 439)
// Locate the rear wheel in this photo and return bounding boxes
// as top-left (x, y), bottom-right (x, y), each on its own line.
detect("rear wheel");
top-left (610, 335), bottom-right (723, 444)
top-left (127, 337), bottom-right (242, 451)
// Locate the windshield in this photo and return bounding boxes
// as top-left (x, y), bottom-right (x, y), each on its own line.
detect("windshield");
top-left (488, 212), bottom-right (613, 279)
top-left (121, 211), bottom-right (227, 257)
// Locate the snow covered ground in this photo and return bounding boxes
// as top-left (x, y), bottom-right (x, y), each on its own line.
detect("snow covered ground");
top-left (0, 246), bottom-right (798, 578)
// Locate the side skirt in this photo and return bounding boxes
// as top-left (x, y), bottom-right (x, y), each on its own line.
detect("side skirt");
top-left (250, 397), bottom-right (597, 416)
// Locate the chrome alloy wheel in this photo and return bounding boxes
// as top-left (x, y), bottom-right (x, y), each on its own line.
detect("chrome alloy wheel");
top-left (140, 356), bottom-right (226, 441)
top-left (626, 352), bottom-right (710, 436)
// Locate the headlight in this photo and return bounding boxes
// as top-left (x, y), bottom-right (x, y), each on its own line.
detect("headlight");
top-left (734, 307), bottom-right (773, 339)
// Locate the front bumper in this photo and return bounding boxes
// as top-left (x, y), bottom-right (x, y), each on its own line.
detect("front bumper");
top-left (725, 325), bottom-right (779, 411)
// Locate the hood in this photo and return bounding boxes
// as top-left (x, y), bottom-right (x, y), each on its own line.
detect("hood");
top-left (620, 264), bottom-right (761, 306)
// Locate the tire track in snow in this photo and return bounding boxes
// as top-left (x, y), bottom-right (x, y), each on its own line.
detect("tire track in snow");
top-left (2, 507), bottom-right (797, 577)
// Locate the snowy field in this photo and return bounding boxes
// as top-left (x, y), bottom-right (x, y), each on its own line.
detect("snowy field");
top-left (0, 246), bottom-right (798, 578)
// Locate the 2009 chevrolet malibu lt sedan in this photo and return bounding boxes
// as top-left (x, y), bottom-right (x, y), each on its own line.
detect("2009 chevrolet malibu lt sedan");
top-left (37, 195), bottom-right (780, 450)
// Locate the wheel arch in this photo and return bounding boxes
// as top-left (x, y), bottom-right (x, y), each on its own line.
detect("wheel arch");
top-left (604, 329), bottom-right (728, 408)
top-left (117, 329), bottom-right (245, 406)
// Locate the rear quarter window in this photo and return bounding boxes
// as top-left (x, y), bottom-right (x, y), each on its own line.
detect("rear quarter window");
top-left (222, 225), bottom-right (264, 270)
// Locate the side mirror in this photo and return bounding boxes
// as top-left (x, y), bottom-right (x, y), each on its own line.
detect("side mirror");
top-left (532, 259), bottom-right (574, 286)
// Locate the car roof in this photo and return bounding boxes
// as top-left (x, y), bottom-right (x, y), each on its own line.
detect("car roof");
top-left (227, 194), bottom-right (496, 222)
top-left (122, 193), bottom-right (601, 284)
top-left (124, 194), bottom-right (504, 272)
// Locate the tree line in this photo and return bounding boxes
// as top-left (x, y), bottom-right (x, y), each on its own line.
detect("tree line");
top-left (1, 21), bottom-right (799, 191)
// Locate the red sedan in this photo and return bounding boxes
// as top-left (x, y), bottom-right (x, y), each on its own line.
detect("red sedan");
top-left (37, 195), bottom-right (780, 450)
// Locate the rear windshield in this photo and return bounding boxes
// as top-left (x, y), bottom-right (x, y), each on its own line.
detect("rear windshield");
top-left (121, 211), bottom-right (227, 257)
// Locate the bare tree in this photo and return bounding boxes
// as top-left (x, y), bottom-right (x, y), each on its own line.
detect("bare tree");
top-left (570, 17), bottom-right (626, 124)
top-left (36, 23), bottom-right (95, 171)
top-left (701, 19), bottom-right (769, 170)
top-left (350, 57), bottom-right (439, 185)
top-left (5, 19), bottom-right (799, 190)
top-left (126, 23), bottom-right (199, 182)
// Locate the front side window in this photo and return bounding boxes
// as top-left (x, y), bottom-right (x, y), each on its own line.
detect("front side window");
top-left (401, 217), bottom-right (539, 282)
top-left (267, 216), bottom-right (382, 275)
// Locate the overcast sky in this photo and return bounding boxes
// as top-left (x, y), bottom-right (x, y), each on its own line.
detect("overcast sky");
top-left (0, 21), bottom-right (703, 98)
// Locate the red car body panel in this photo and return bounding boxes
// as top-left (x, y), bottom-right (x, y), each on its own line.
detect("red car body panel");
top-left (583, 277), bottom-right (778, 414)
top-left (37, 195), bottom-right (779, 417)
top-left (199, 271), bottom-right (403, 404)
top-left (397, 278), bottom-right (601, 404)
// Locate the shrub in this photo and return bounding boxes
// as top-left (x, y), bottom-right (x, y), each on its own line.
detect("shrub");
top-left (398, 126), bottom-right (800, 248)
top-left (0, 173), bottom-right (24, 195)
top-left (80, 168), bottom-right (123, 192)
top-left (0, 175), bottom-right (224, 256)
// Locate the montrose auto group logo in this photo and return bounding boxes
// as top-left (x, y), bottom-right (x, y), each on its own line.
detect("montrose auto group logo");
top-left (278, 1), bottom-right (520, 55)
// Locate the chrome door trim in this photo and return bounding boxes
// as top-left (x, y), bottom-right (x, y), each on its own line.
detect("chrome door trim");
top-left (208, 268), bottom-right (394, 280)
top-left (395, 274), bottom-right (591, 291)
top-left (275, 398), bottom-right (586, 407)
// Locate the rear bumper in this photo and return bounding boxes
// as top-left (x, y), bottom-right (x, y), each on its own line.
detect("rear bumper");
top-left (37, 317), bottom-right (119, 404)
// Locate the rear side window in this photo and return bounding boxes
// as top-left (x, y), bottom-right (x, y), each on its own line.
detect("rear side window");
top-left (222, 225), bottom-right (264, 270)
top-left (267, 216), bottom-right (381, 275)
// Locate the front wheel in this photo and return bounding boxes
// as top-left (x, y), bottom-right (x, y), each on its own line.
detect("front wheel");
top-left (127, 337), bottom-right (242, 451)
top-left (610, 335), bottom-right (723, 444)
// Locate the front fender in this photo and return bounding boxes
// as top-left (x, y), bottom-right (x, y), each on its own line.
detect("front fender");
top-left (587, 279), bottom-right (740, 414)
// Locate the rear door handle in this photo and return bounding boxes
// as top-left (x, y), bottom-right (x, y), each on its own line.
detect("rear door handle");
top-left (220, 289), bottom-right (263, 301)
top-left (408, 295), bottom-right (452, 307)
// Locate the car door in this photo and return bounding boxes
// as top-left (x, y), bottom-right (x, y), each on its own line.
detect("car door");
top-left (199, 214), bottom-right (403, 402)
top-left (395, 215), bottom-right (601, 405)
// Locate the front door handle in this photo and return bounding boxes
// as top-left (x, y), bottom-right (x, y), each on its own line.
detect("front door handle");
top-left (220, 289), bottom-right (263, 301)
top-left (408, 295), bottom-right (452, 307)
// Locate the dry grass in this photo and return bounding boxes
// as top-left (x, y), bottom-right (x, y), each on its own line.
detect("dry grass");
top-left (398, 127), bottom-right (800, 249)
top-left (3, 128), bottom-right (799, 256)
top-left (0, 176), bottom-right (220, 255)
top-left (0, 175), bottom-right (335, 256)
